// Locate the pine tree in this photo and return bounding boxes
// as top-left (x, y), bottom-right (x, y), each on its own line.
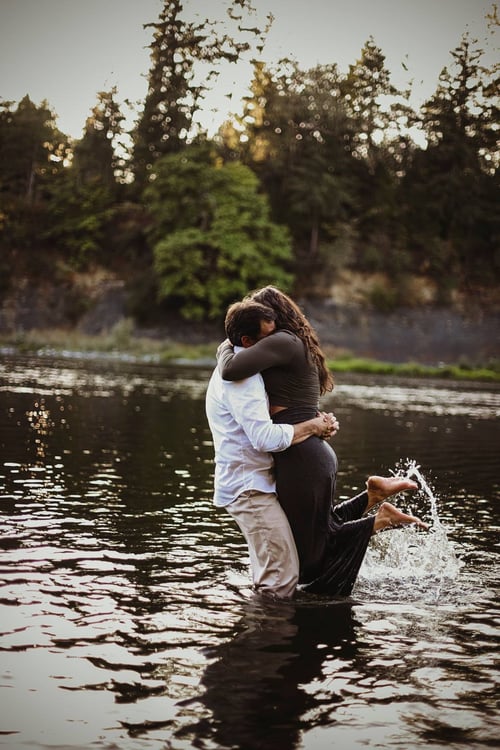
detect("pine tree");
top-left (0, 96), bottom-right (70, 258)
top-left (0, 95), bottom-right (69, 204)
top-left (403, 34), bottom-right (499, 288)
top-left (73, 88), bottom-right (125, 191)
top-left (232, 53), bottom-right (412, 285)
top-left (131, 0), bottom-right (267, 191)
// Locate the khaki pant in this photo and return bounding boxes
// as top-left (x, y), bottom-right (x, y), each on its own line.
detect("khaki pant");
top-left (226, 490), bottom-right (299, 599)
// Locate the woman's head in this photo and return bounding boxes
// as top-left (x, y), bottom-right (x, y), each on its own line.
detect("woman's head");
top-left (247, 285), bottom-right (334, 394)
top-left (247, 286), bottom-right (305, 336)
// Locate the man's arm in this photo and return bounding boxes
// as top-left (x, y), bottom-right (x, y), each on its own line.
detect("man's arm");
top-left (291, 412), bottom-right (338, 445)
top-left (225, 376), bottom-right (337, 453)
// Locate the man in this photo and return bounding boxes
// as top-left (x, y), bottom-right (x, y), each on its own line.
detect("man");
top-left (205, 300), bottom-right (336, 599)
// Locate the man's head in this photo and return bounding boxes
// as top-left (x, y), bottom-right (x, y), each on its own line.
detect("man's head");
top-left (225, 300), bottom-right (276, 348)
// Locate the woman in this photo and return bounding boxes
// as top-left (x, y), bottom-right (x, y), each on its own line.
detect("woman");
top-left (218, 286), bottom-right (427, 596)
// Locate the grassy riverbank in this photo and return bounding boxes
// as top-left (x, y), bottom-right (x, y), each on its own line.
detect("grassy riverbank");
top-left (1, 327), bottom-right (499, 382)
top-left (328, 353), bottom-right (500, 382)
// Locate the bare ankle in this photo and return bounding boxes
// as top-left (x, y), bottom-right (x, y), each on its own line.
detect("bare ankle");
top-left (373, 501), bottom-right (429, 534)
top-left (366, 475), bottom-right (418, 512)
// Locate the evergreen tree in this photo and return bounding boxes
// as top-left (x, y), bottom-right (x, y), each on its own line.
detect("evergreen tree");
top-left (42, 172), bottom-right (115, 269)
top-left (236, 60), bottom-right (356, 262)
top-left (340, 38), bottom-right (406, 163)
top-left (403, 34), bottom-right (499, 290)
top-left (73, 88), bottom-right (125, 191)
top-left (0, 95), bottom-right (69, 205)
top-left (131, 0), bottom-right (267, 190)
top-left (41, 89), bottom-right (126, 268)
top-left (0, 96), bottom-right (70, 259)
top-left (231, 51), bottom-right (412, 288)
top-left (338, 38), bottom-right (415, 273)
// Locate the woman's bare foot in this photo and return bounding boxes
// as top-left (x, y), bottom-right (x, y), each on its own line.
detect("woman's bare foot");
top-left (373, 501), bottom-right (429, 534)
top-left (366, 475), bottom-right (418, 512)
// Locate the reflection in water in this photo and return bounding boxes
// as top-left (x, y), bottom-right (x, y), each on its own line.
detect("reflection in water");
top-left (0, 355), bottom-right (499, 749)
top-left (179, 576), bottom-right (499, 750)
top-left (180, 597), bottom-right (359, 750)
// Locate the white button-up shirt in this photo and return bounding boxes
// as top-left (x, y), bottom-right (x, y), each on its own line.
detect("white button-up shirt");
top-left (205, 357), bottom-right (294, 507)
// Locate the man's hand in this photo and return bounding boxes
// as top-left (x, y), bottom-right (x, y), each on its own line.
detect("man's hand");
top-left (290, 411), bottom-right (338, 446)
top-left (314, 411), bottom-right (340, 440)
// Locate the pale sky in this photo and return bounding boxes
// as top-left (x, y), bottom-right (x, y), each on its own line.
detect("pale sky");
top-left (0, 0), bottom-right (497, 140)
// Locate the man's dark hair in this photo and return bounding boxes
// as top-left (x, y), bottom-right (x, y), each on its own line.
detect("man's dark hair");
top-left (225, 300), bottom-right (276, 346)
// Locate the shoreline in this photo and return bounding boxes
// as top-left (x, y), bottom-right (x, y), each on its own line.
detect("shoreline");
top-left (1, 330), bottom-right (499, 383)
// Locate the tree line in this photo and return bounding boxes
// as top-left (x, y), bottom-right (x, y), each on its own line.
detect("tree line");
top-left (1, 0), bottom-right (498, 322)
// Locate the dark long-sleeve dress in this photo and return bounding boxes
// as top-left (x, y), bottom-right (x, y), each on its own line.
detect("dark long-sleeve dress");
top-left (218, 330), bottom-right (374, 596)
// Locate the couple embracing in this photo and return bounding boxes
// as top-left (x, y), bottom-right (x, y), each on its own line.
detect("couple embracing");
top-left (205, 286), bottom-right (427, 599)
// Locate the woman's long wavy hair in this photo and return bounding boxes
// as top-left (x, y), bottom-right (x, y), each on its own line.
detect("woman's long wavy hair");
top-left (246, 286), bottom-right (334, 395)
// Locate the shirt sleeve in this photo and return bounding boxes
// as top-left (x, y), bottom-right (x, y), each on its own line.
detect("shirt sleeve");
top-left (224, 376), bottom-right (294, 452)
top-left (218, 331), bottom-right (297, 381)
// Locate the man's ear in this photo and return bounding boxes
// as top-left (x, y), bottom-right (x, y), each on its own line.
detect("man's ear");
top-left (240, 335), bottom-right (254, 348)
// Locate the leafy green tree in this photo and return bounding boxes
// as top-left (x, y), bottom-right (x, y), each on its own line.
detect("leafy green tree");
top-left (145, 144), bottom-right (293, 320)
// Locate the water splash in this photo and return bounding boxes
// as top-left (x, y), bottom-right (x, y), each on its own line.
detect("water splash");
top-left (403, 460), bottom-right (442, 526)
top-left (357, 460), bottom-right (463, 602)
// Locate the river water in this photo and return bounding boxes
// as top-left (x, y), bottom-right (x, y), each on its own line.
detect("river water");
top-left (0, 354), bottom-right (498, 750)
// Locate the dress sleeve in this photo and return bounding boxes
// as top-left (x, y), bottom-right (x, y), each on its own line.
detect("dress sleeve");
top-left (218, 331), bottom-right (296, 381)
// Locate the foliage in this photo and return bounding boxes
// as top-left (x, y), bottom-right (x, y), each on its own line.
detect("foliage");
top-left (230, 42), bottom-right (415, 282)
top-left (131, 0), bottom-right (269, 190)
top-left (236, 60), bottom-right (356, 246)
top-left (0, 96), bottom-right (71, 259)
top-left (145, 145), bottom-right (293, 319)
top-left (0, 95), bottom-right (70, 202)
top-left (42, 170), bottom-right (116, 268)
top-left (0, 94), bottom-right (126, 270)
top-left (0, 7), bottom-right (498, 322)
top-left (39, 89), bottom-right (128, 267)
top-left (401, 34), bottom-right (500, 288)
top-left (73, 87), bottom-right (126, 190)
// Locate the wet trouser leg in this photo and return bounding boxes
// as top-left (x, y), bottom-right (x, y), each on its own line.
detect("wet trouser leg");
top-left (226, 490), bottom-right (299, 599)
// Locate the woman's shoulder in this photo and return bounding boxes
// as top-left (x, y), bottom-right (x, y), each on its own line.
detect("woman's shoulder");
top-left (269, 330), bottom-right (305, 356)
top-left (271, 329), bottom-right (300, 344)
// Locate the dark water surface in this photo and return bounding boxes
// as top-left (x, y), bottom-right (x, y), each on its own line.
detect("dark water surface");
top-left (0, 354), bottom-right (498, 750)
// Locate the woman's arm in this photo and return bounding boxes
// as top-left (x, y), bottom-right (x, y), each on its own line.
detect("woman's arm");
top-left (217, 331), bottom-right (297, 381)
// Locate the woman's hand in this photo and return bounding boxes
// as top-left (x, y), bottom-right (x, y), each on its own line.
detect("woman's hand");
top-left (216, 338), bottom-right (233, 361)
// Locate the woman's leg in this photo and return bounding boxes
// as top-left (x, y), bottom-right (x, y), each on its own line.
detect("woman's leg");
top-left (373, 501), bottom-right (429, 532)
top-left (332, 491), bottom-right (368, 522)
top-left (333, 475), bottom-right (420, 523)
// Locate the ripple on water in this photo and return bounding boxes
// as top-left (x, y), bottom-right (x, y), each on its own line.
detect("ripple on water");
top-left (331, 380), bottom-right (500, 419)
top-left (0, 359), bottom-right (498, 749)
